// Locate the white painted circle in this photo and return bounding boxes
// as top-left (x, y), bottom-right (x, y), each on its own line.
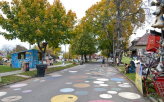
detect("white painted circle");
top-left (117, 82), bottom-right (121, 83)
top-left (85, 81), bottom-right (89, 83)
top-left (93, 81), bottom-right (104, 84)
top-left (123, 83), bottom-right (129, 84)
top-left (118, 92), bottom-right (141, 99)
top-left (66, 82), bottom-right (72, 84)
top-left (85, 73), bottom-right (91, 74)
top-left (1, 96), bottom-right (22, 102)
top-left (99, 84), bottom-right (108, 86)
top-left (118, 84), bottom-right (131, 87)
top-left (40, 80), bottom-right (45, 82)
top-left (33, 79), bottom-right (39, 82)
top-left (52, 75), bottom-right (62, 77)
top-left (99, 94), bottom-right (112, 98)
top-left (107, 91), bottom-right (117, 94)
top-left (69, 71), bottom-right (77, 72)
top-left (0, 92), bottom-right (7, 97)
top-left (97, 78), bottom-right (109, 81)
top-left (13, 88), bottom-right (21, 91)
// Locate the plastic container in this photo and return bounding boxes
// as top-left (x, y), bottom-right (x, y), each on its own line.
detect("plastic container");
top-left (35, 64), bottom-right (47, 77)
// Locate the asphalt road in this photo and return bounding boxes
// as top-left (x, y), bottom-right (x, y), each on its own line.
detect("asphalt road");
top-left (0, 61), bottom-right (150, 102)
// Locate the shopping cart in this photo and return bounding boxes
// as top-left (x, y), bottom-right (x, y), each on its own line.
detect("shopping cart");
top-left (153, 76), bottom-right (164, 101)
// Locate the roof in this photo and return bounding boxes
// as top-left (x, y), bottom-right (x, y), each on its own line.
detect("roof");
top-left (135, 34), bottom-right (149, 45)
top-left (132, 37), bottom-right (141, 42)
top-left (11, 49), bottom-right (39, 54)
top-left (127, 33), bottom-right (149, 51)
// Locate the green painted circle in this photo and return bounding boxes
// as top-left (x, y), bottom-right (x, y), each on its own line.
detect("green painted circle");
top-left (108, 82), bottom-right (116, 84)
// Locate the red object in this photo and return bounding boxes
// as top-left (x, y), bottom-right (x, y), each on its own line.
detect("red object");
top-left (153, 76), bottom-right (164, 100)
top-left (146, 34), bottom-right (160, 52)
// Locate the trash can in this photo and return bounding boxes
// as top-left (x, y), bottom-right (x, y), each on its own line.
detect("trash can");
top-left (35, 64), bottom-right (47, 77)
top-left (25, 63), bottom-right (29, 71)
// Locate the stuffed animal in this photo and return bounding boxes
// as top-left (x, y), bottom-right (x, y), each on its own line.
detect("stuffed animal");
top-left (151, 3), bottom-right (164, 29)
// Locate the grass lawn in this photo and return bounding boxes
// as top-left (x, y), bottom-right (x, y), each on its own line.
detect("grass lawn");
top-left (116, 65), bottom-right (162, 100)
top-left (0, 64), bottom-right (78, 86)
top-left (0, 65), bottom-right (21, 73)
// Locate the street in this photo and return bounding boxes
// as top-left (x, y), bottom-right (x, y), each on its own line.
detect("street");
top-left (0, 61), bottom-right (150, 102)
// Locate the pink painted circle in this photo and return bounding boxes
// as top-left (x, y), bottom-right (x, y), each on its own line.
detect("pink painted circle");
top-left (76, 80), bottom-right (83, 82)
top-left (70, 75), bottom-right (88, 79)
top-left (10, 84), bottom-right (27, 88)
top-left (89, 100), bottom-right (114, 102)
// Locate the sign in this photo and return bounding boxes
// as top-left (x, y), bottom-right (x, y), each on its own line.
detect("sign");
top-left (116, 49), bottom-right (121, 52)
top-left (128, 51), bottom-right (132, 54)
top-left (135, 64), bottom-right (143, 95)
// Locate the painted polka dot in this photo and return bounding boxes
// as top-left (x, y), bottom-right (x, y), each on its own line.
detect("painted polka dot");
top-left (40, 80), bottom-right (45, 82)
top-left (69, 71), bottom-right (77, 73)
top-left (107, 91), bottom-right (117, 94)
top-left (93, 81), bottom-right (104, 84)
top-left (118, 92), bottom-right (141, 99)
top-left (85, 81), bottom-right (89, 83)
top-left (108, 82), bottom-right (115, 84)
top-left (1, 96), bottom-right (22, 102)
top-left (99, 84), bottom-right (108, 86)
top-left (22, 90), bottom-right (32, 93)
top-left (73, 83), bottom-right (90, 88)
top-left (51, 94), bottom-right (78, 102)
top-left (33, 79), bottom-right (40, 82)
top-left (76, 80), bottom-right (83, 82)
top-left (123, 83), bottom-right (129, 84)
top-left (52, 75), bottom-right (62, 77)
top-left (94, 88), bottom-right (106, 92)
top-left (75, 91), bottom-right (89, 95)
top-left (118, 84), bottom-right (131, 88)
top-left (10, 84), bottom-right (27, 88)
top-left (111, 88), bottom-right (121, 91)
top-left (99, 94), bottom-right (112, 98)
top-left (70, 75), bottom-right (88, 79)
top-left (85, 73), bottom-right (91, 74)
top-left (97, 78), bottom-right (109, 81)
top-left (60, 88), bottom-right (74, 92)
top-left (110, 78), bottom-right (125, 81)
top-left (66, 82), bottom-right (72, 84)
top-left (0, 92), bottom-right (7, 97)
top-left (89, 100), bottom-right (114, 102)
top-left (13, 88), bottom-right (21, 91)
top-left (117, 82), bottom-right (121, 83)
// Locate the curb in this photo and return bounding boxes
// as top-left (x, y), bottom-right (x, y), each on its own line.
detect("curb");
top-left (0, 64), bottom-right (80, 87)
top-left (114, 66), bottom-right (159, 102)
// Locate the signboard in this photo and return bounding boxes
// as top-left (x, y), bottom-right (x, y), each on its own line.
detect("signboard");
top-left (135, 64), bottom-right (143, 95)
top-left (128, 51), bottom-right (132, 54)
top-left (116, 49), bottom-right (121, 52)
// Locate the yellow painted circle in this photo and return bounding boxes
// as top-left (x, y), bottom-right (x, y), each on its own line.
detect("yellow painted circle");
top-left (73, 83), bottom-right (90, 88)
top-left (51, 94), bottom-right (78, 102)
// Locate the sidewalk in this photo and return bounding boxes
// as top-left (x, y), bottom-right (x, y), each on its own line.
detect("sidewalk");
top-left (0, 63), bottom-right (72, 77)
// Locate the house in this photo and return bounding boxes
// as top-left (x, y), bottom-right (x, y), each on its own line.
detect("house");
top-left (11, 49), bottom-right (42, 68)
top-left (127, 33), bottom-right (149, 56)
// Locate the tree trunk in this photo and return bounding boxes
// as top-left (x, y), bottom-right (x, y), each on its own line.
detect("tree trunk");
top-left (81, 54), bottom-right (83, 61)
top-left (89, 54), bottom-right (91, 61)
top-left (38, 42), bottom-right (48, 63)
top-left (84, 54), bottom-right (87, 62)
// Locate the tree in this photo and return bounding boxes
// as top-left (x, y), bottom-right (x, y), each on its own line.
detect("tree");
top-left (0, 0), bottom-right (76, 60)
top-left (70, 24), bottom-right (97, 62)
top-left (32, 45), bottom-right (61, 58)
top-left (12, 45), bottom-right (28, 53)
top-left (1, 44), bottom-right (13, 55)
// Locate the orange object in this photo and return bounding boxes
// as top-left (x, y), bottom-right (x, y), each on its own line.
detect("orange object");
top-left (146, 34), bottom-right (160, 52)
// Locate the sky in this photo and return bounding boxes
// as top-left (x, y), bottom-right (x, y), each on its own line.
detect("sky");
top-left (0, 0), bottom-right (159, 52)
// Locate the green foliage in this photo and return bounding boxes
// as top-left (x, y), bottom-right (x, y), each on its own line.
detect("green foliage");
top-left (7, 54), bottom-right (11, 59)
top-left (0, 57), bottom-right (2, 61)
top-left (0, 0), bottom-right (76, 56)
